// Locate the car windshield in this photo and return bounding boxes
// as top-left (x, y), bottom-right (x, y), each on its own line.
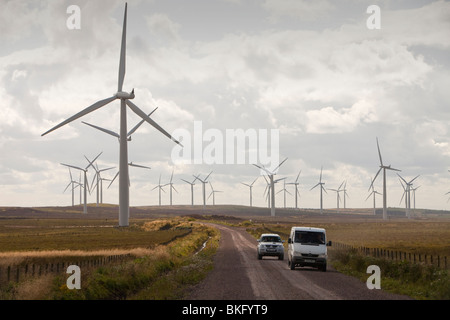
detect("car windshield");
top-left (261, 236), bottom-right (282, 243)
top-left (294, 231), bottom-right (325, 245)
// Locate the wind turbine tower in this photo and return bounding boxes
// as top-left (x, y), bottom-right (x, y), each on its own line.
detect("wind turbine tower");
top-left (193, 172), bottom-right (213, 208)
top-left (369, 138), bottom-right (401, 220)
top-left (398, 174), bottom-right (419, 219)
top-left (181, 178), bottom-right (196, 206)
top-left (241, 177), bottom-right (258, 207)
top-left (41, 3), bottom-right (181, 227)
top-left (287, 171), bottom-right (301, 209)
top-left (253, 158), bottom-right (288, 217)
top-left (311, 166), bottom-right (327, 214)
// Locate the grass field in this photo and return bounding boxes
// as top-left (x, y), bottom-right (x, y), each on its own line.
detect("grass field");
top-left (0, 204), bottom-right (449, 299)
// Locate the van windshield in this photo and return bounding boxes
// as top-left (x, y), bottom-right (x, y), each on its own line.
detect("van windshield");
top-left (294, 231), bottom-right (325, 245)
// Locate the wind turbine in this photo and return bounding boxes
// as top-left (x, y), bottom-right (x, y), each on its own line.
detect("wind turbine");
top-left (87, 159), bottom-right (114, 207)
top-left (167, 169), bottom-right (177, 206)
top-left (241, 177), bottom-right (258, 207)
top-left (398, 174), bottom-right (419, 219)
top-left (310, 166), bottom-right (327, 214)
top-left (369, 138), bottom-right (401, 220)
top-left (193, 172), bottom-right (213, 208)
top-left (41, 3), bottom-right (181, 227)
top-left (276, 179), bottom-right (291, 208)
top-left (181, 177), bottom-right (196, 206)
top-left (208, 182), bottom-right (222, 206)
top-left (107, 162), bottom-right (151, 190)
top-left (253, 158), bottom-right (288, 216)
top-left (63, 168), bottom-right (78, 206)
top-left (328, 181), bottom-right (344, 212)
top-left (366, 178), bottom-right (382, 215)
top-left (341, 180), bottom-right (349, 209)
top-left (411, 185), bottom-right (420, 212)
top-left (60, 152), bottom-right (102, 214)
top-left (287, 171), bottom-right (301, 209)
top-left (152, 174), bottom-right (167, 206)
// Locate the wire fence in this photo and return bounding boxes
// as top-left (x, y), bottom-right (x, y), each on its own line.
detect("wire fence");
top-left (0, 254), bottom-right (132, 287)
top-left (332, 241), bottom-right (448, 269)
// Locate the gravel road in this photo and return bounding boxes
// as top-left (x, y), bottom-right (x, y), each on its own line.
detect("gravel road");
top-left (187, 223), bottom-right (412, 300)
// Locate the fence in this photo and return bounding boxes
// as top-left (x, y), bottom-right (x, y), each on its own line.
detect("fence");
top-left (332, 242), bottom-right (448, 269)
top-left (0, 254), bottom-right (132, 286)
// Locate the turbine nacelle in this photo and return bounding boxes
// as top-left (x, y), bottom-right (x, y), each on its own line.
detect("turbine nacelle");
top-left (116, 89), bottom-right (135, 100)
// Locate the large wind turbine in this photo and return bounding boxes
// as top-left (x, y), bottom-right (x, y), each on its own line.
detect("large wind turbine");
top-left (193, 172), bottom-right (213, 208)
top-left (287, 171), bottom-right (301, 209)
top-left (241, 177), bottom-right (258, 207)
top-left (311, 166), bottom-right (327, 214)
top-left (253, 158), bottom-right (288, 216)
top-left (61, 152), bottom-right (102, 214)
top-left (369, 138), bottom-right (401, 220)
top-left (41, 3), bottom-right (181, 227)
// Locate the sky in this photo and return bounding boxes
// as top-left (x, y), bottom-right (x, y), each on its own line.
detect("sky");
top-left (1, 0), bottom-right (450, 211)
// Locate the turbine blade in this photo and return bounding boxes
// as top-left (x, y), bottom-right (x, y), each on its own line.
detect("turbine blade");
top-left (126, 100), bottom-right (182, 146)
top-left (82, 121), bottom-right (120, 139)
top-left (108, 171), bottom-right (119, 188)
top-left (127, 107), bottom-right (158, 137)
top-left (272, 157), bottom-right (288, 173)
top-left (369, 168), bottom-right (382, 191)
top-left (310, 183), bottom-right (320, 191)
top-left (128, 163), bottom-right (151, 169)
top-left (376, 137), bottom-right (383, 166)
top-left (118, 3), bottom-right (127, 92)
top-left (61, 163), bottom-right (84, 172)
top-left (41, 96), bottom-right (116, 136)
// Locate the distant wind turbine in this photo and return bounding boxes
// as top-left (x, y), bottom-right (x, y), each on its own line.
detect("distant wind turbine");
top-left (86, 158), bottom-right (114, 207)
top-left (328, 180), bottom-right (344, 212)
top-left (193, 172), bottom-right (213, 208)
top-left (369, 138), bottom-right (401, 220)
top-left (152, 174), bottom-right (167, 206)
top-left (63, 168), bottom-right (79, 207)
top-left (253, 158), bottom-right (288, 216)
top-left (366, 178), bottom-right (382, 215)
top-left (287, 171), bottom-right (301, 209)
top-left (241, 177), bottom-right (258, 207)
top-left (60, 152), bottom-right (102, 214)
top-left (168, 169), bottom-right (177, 206)
top-left (208, 182), bottom-right (222, 206)
top-left (181, 177), bottom-right (196, 206)
top-left (276, 179), bottom-right (291, 208)
top-left (311, 166), bottom-right (327, 214)
top-left (398, 174), bottom-right (419, 219)
top-left (41, 3), bottom-right (181, 227)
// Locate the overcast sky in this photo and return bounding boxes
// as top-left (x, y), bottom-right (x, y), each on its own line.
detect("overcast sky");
top-left (1, 0), bottom-right (450, 211)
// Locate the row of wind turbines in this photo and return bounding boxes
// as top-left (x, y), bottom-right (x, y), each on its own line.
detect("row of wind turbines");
top-left (42, 3), bottom-right (426, 226)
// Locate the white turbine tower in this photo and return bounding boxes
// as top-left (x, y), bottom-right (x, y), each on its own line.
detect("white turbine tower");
top-left (63, 168), bottom-right (78, 207)
top-left (61, 152), bottom-right (102, 214)
top-left (287, 171), bottom-right (301, 209)
top-left (398, 174), bottom-right (419, 219)
top-left (311, 166), bottom-right (327, 214)
top-left (193, 172), bottom-right (213, 208)
top-left (168, 169), bottom-right (177, 206)
top-left (366, 178), bottom-right (382, 215)
top-left (253, 158), bottom-right (288, 217)
top-left (208, 182), bottom-right (222, 206)
top-left (41, 3), bottom-right (181, 227)
top-left (276, 179), bottom-right (291, 208)
top-left (152, 174), bottom-right (167, 206)
top-left (181, 178), bottom-right (196, 206)
top-left (369, 138), bottom-right (401, 220)
top-left (328, 181), bottom-right (344, 213)
top-left (241, 177), bottom-right (258, 207)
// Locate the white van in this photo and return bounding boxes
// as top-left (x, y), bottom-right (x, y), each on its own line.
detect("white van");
top-left (287, 227), bottom-right (331, 272)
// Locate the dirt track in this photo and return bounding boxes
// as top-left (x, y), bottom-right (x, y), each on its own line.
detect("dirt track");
top-left (187, 223), bottom-right (413, 300)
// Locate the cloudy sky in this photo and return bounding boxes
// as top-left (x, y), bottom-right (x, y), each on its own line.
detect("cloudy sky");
top-left (1, 0), bottom-right (450, 211)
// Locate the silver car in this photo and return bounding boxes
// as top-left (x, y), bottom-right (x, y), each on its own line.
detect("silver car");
top-left (257, 233), bottom-right (285, 260)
